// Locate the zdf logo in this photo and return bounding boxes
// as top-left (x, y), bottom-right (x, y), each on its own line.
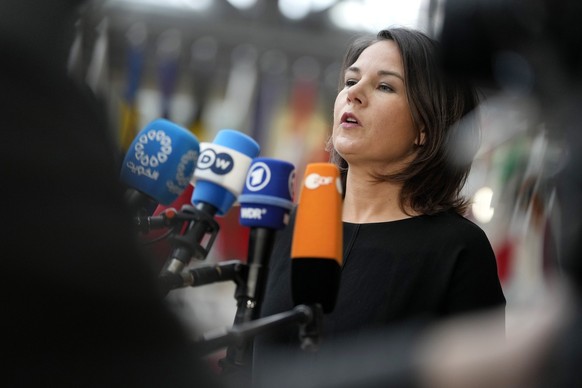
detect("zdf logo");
top-left (304, 173), bottom-right (342, 194)
top-left (197, 148), bottom-right (234, 175)
top-left (305, 173), bottom-right (333, 189)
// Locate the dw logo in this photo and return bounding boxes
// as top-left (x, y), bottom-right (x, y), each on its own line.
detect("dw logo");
top-left (197, 148), bottom-right (234, 175)
top-left (246, 162), bottom-right (271, 192)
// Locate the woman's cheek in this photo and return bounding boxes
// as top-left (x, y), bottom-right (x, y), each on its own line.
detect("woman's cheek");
top-left (332, 134), bottom-right (350, 155)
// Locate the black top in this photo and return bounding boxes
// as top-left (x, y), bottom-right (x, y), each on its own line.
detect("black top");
top-left (252, 209), bottom-right (506, 383)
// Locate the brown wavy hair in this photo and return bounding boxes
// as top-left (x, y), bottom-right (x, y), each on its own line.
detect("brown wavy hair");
top-left (327, 27), bottom-right (481, 215)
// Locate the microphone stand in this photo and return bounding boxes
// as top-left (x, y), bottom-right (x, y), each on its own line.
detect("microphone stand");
top-left (158, 260), bottom-right (248, 295)
top-left (139, 203), bottom-right (321, 372)
top-left (157, 227), bottom-right (282, 374)
top-left (140, 203), bottom-right (221, 296)
top-left (163, 203), bottom-right (220, 272)
top-left (194, 304), bottom-right (323, 357)
top-left (135, 204), bottom-right (220, 260)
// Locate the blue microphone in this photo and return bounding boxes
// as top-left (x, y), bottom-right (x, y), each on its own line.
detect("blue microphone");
top-left (220, 158), bottom-right (295, 368)
top-left (238, 157), bottom-right (295, 316)
top-left (120, 118), bottom-right (200, 212)
top-left (192, 129), bottom-right (261, 215)
top-left (238, 158), bottom-right (296, 230)
top-left (160, 129), bottom-right (260, 281)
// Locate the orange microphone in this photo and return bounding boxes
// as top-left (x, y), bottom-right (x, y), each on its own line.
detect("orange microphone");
top-left (291, 163), bottom-right (343, 313)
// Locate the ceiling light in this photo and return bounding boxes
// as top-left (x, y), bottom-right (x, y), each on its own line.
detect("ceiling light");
top-left (226, 0), bottom-right (258, 10)
top-left (329, 0), bottom-right (423, 32)
top-left (107, 0), bottom-right (212, 11)
top-left (472, 186), bottom-right (495, 223)
top-left (279, 0), bottom-right (311, 20)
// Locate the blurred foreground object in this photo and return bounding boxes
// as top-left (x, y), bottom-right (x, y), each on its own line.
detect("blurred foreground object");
top-left (0, 1), bottom-right (221, 386)
top-left (438, 0), bottom-right (582, 387)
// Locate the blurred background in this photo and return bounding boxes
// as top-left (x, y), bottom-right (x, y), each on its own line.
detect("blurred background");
top-left (71, 0), bottom-right (564, 369)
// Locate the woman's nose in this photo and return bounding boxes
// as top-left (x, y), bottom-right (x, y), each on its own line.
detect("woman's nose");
top-left (346, 83), bottom-right (366, 105)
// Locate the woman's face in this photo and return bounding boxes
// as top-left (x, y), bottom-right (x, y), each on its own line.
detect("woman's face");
top-left (332, 39), bottom-right (421, 174)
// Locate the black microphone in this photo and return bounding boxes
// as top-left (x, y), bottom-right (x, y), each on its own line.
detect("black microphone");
top-left (221, 158), bottom-right (295, 370)
top-left (235, 157), bottom-right (295, 323)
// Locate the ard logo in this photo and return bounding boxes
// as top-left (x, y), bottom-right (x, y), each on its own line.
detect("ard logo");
top-left (246, 162), bottom-right (271, 192)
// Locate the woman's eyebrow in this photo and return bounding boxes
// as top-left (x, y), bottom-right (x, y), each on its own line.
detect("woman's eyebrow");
top-left (346, 66), bottom-right (404, 81)
top-left (346, 66), bottom-right (360, 74)
top-left (377, 69), bottom-right (404, 81)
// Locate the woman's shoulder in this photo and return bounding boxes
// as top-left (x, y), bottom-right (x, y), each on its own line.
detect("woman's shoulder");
top-left (414, 210), bottom-right (492, 246)
top-left (423, 210), bottom-right (485, 231)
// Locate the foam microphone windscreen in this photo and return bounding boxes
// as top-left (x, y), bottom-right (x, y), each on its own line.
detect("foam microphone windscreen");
top-left (238, 157), bottom-right (295, 230)
top-left (291, 163), bottom-right (343, 313)
top-left (120, 118), bottom-right (199, 205)
top-left (191, 129), bottom-right (260, 215)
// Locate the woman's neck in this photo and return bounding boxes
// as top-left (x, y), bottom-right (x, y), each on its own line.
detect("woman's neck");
top-left (342, 168), bottom-right (415, 223)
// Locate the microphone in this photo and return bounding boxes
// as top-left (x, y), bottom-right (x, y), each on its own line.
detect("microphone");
top-left (291, 163), bottom-right (343, 314)
top-left (161, 129), bottom-right (260, 279)
top-left (236, 157), bottom-right (295, 322)
top-left (193, 163), bottom-right (342, 357)
top-left (219, 158), bottom-right (295, 372)
top-left (119, 118), bottom-right (200, 213)
top-left (195, 163), bottom-right (343, 356)
top-left (191, 129), bottom-right (261, 216)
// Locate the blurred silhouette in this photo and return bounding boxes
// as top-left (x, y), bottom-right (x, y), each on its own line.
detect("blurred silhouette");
top-left (438, 0), bottom-right (582, 386)
top-left (0, 1), bottom-right (221, 386)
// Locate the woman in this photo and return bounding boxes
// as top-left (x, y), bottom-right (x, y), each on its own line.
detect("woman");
top-left (252, 27), bottom-right (505, 384)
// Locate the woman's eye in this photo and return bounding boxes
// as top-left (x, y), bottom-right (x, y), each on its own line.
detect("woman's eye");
top-left (345, 79), bottom-right (357, 87)
top-left (379, 83), bottom-right (394, 92)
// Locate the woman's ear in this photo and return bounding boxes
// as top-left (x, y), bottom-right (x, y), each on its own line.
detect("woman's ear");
top-left (415, 128), bottom-right (426, 146)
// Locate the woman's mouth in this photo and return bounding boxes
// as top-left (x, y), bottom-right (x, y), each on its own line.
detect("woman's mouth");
top-left (341, 112), bottom-right (360, 127)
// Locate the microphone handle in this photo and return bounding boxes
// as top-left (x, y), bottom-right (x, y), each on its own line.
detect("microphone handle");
top-left (158, 260), bottom-right (247, 295)
top-left (196, 304), bottom-right (315, 357)
top-left (158, 271), bottom-right (185, 296)
top-left (125, 188), bottom-right (155, 216)
top-left (222, 227), bottom-right (277, 369)
top-left (235, 227), bottom-right (277, 323)
top-left (162, 202), bottom-right (219, 274)
top-left (190, 260), bottom-right (246, 287)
